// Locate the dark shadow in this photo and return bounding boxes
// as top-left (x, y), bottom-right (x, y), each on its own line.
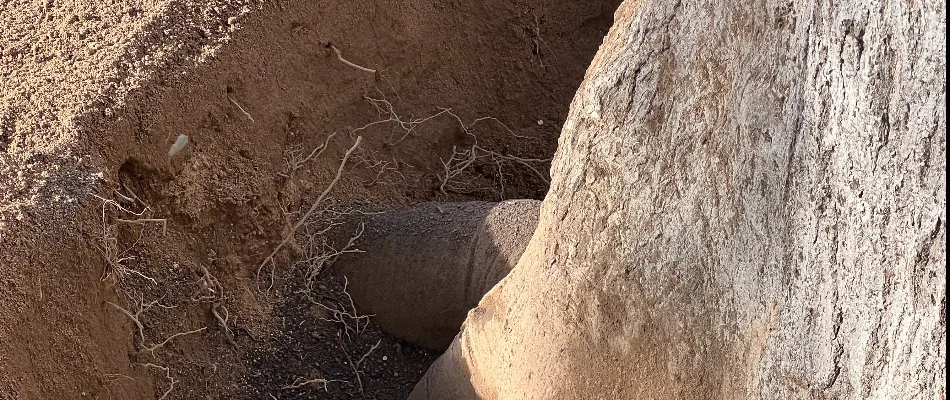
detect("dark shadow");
top-left (325, 200), bottom-right (540, 397)
top-left (242, 272), bottom-right (441, 400)
top-left (330, 200), bottom-right (540, 351)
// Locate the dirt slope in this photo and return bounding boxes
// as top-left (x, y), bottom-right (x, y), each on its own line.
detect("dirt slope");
top-left (0, 0), bottom-right (618, 398)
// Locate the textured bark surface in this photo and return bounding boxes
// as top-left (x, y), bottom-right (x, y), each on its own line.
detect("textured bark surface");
top-left (414, 0), bottom-right (945, 398)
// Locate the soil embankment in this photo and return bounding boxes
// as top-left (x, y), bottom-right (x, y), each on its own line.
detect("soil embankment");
top-left (0, 1), bottom-right (619, 398)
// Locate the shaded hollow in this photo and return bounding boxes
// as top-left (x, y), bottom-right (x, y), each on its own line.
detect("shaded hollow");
top-left (332, 200), bottom-right (541, 350)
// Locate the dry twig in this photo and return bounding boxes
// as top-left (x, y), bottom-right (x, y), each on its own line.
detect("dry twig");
top-left (349, 95), bottom-right (454, 142)
top-left (192, 265), bottom-right (237, 347)
top-left (227, 93), bottom-right (255, 123)
top-left (106, 295), bottom-right (172, 347)
top-left (106, 294), bottom-right (203, 356)
top-left (141, 327), bottom-right (207, 356)
top-left (353, 148), bottom-right (405, 186)
top-left (281, 376), bottom-right (348, 392)
top-left (327, 44), bottom-right (377, 74)
top-left (438, 144), bottom-right (550, 197)
top-left (339, 337), bottom-right (382, 393)
top-left (339, 94), bottom-right (546, 196)
top-left (211, 302), bottom-right (237, 347)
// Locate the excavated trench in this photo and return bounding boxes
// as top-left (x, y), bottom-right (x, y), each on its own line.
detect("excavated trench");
top-left (0, 1), bottom-right (620, 399)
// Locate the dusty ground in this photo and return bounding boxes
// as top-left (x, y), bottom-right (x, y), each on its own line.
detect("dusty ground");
top-left (0, 0), bottom-right (618, 398)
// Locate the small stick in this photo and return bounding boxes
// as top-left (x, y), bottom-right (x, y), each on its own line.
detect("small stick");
top-left (356, 339), bottom-right (382, 368)
top-left (297, 223), bottom-right (365, 292)
top-left (123, 269), bottom-right (158, 285)
top-left (101, 373), bottom-right (135, 387)
top-left (339, 338), bottom-right (362, 392)
top-left (142, 327), bottom-right (207, 356)
top-left (306, 277), bottom-right (373, 342)
top-left (283, 132), bottom-right (337, 175)
top-left (438, 144), bottom-right (550, 195)
top-left (90, 193), bottom-right (148, 219)
top-left (227, 94), bottom-right (255, 122)
top-left (340, 337), bottom-right (381, 393)
top-left (281, 377), bottom-right (343, 391)
top-left (328, 44), bottom-right (377, 74)
top-left (113, 189), bottom-right (135, 203)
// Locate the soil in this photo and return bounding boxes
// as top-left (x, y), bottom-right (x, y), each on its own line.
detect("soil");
top-left (243, 273), bottom-right (441, 400)
top-left (0, 0), bottom-right (619, 399)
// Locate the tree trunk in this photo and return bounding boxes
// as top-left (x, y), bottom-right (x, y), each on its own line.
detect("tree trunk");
top-left (412, 0), bottom-right (945, 398)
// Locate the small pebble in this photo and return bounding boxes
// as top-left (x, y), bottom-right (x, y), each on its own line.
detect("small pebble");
top-left (168, 133), bottom-right (189, 156)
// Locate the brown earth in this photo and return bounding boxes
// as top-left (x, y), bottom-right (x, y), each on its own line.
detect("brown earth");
top-left (0, 0), bottom-right (619, 399)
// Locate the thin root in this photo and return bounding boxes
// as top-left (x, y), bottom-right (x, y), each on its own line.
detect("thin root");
top-left (257, 136), bottom-right (364, 291)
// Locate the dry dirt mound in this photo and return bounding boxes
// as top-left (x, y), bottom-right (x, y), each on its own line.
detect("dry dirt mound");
top-left (0, 1), bottom-right (618, 398)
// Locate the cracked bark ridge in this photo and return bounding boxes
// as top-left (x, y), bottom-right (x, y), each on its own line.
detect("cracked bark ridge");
top-left (412, 0), bottom-right (945, 398)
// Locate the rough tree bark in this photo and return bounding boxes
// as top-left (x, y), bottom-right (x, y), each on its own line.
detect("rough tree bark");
top-left (412, 0), bottom-right (945, 398)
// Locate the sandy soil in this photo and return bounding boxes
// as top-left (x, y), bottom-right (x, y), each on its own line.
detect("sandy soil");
top-left (0, 0), bottom-right (618, 398)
